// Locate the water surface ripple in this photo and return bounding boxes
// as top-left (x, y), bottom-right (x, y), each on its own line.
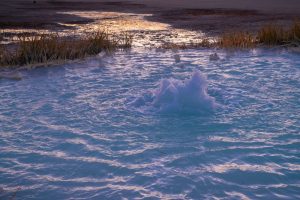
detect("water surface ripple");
top-left (0, 49), bottom-right (300, 199)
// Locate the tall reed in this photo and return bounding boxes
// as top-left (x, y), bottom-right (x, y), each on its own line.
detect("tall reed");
top-left (257, 24), bottom-right (286, 45)
top-left (219, 21), bottom-right (300, 48)
top-left (218, 32), bottom-right (255, 48)
top-left (287, 21), bottom-right (300, 43)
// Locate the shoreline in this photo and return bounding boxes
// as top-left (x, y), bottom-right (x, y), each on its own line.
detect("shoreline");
top-left (1, 22), bottom-right (300, 70)
top-left (0, 0), bottom-right (300, 69)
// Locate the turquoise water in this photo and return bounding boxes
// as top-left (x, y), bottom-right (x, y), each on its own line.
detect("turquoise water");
top-left (0, 49), bottom-right (300, 199)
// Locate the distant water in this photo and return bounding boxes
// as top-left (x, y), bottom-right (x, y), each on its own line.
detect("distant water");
top-left (0, 49), bottom-right (300, 199)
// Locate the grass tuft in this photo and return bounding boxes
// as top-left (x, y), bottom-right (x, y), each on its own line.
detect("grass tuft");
top-left (219, 21), bottom-right (300, 48)
top-left (218, 31), bottom-right (255, 48)
top-left (257, 24), bottom-right (286, 45)
top-left (0, 31), bottom-right (132, 67)
top-left (288, 21), bottom-right (300, 43)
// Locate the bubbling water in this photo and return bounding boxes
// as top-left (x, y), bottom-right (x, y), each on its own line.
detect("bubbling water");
top-left (133, 70), bottom-right (217, 114)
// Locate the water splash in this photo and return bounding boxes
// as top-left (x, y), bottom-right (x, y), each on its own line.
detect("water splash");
top-left (133, 70), bottom-right (217, 114)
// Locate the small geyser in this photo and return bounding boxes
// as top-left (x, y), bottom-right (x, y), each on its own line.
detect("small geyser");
top-left (132, 70), bottom-right (217, 114)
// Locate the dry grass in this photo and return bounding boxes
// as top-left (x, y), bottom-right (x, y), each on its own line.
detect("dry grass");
top-left (160, 22), bottom-right (300, 49)
top-left (257, 24), bottom-right (286, 45)
top-left (218, 32), bottom-right (255, 48)
top-left (116, 33), bottom-right (133, 49)
top-left (257, 21), bottom-right (300, 45)
top-left (219, 21), bottom-right (300, 48)
top-left (0, 31), bottom-right (132, 67)
top-left (287, 21), bottom-right (300, 43)
top-left (161, 22), bottom-right (300, 50)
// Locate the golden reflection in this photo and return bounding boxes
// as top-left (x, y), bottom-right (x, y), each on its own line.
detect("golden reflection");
top-left (1, 11), bottom-right (207, 47)
top-left (59, 11), bottom-right (205, 48)
top-left (59, 11), bottom-right (169, 31)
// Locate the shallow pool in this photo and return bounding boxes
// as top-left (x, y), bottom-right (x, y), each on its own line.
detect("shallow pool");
top-left (0, 49), bottom-right (300, 199)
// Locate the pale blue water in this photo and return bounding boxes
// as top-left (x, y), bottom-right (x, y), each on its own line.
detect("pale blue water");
top-left (0, 49), bottom-right (300, 199)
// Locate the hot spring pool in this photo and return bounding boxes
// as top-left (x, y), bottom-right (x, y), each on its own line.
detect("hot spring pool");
top-left (0, 49), bottom-right (300, 199)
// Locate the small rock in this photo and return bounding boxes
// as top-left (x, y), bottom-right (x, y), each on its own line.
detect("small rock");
top-left (289, 47), bottom-right (300, 54)
top-left (209, 53), bottom-right (220, 61)
top-left (0, 71), bottom-right (22, 81)
top-left (174, 54), bottom-right (180, 63)
top-left (155, 48), bottom-right (167, 53)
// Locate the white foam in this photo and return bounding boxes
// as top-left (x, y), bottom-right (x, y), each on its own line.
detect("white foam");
top-left (132, 70), bottom-right (217, 114)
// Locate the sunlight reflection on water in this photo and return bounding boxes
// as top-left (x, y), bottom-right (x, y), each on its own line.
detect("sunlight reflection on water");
top-left (1, 11), bottom-right (206, 48)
